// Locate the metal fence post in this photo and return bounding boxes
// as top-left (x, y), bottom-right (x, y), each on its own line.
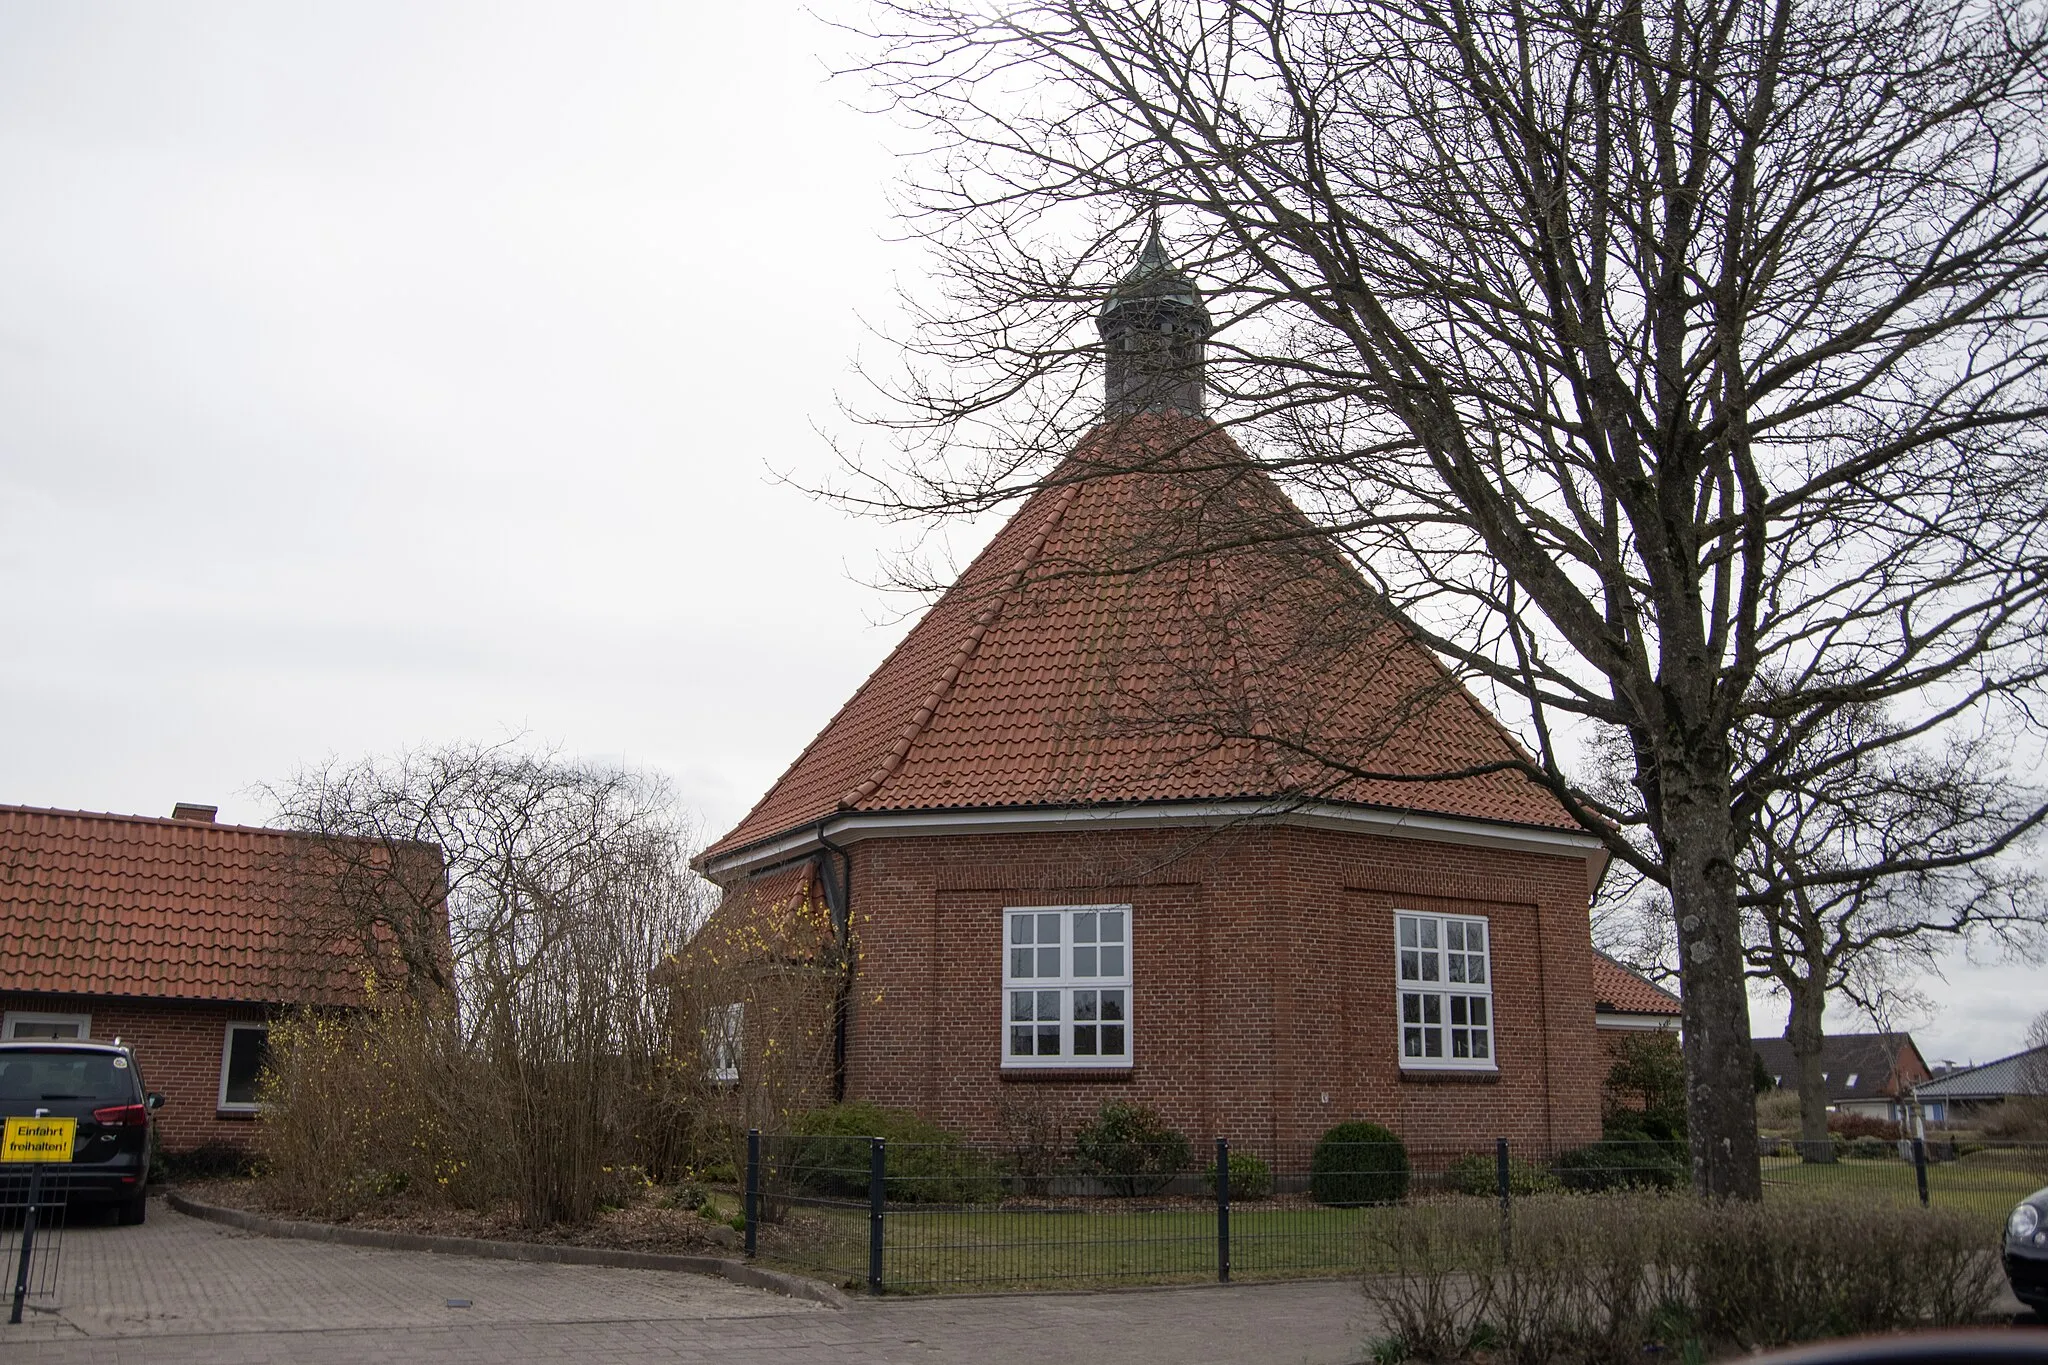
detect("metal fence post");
top-left (1911, 1136), bottom-right (1929, 1208)
top-left (1495, 1137), bottom-right (1512, 1262)
top-left (744, 1129), bottom-right (760, 1259)
top-left (867, 1136), bottom-right (886, 1296)
top-left (1215, 1137), bottom-right (1231, 1283)
top-left (9, 1164), bottom-right (43, 1325)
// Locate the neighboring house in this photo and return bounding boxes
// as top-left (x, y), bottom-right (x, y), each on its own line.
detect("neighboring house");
top-left (1750, 1031), bottom-right (1933, 1122)
top-left (0, 802), bottom-right (384, 1153)
top-left (687, 233), bottom-right (1615, 1155)
top-left (1911, 1044), bottom-right (2048, 1125)
top-left (1590, 951), bottom-right (1681, 1057)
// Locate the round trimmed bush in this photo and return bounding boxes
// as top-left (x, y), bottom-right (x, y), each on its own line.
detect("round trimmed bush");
top-left (1309, 1121), bottom-right (1410, 1206)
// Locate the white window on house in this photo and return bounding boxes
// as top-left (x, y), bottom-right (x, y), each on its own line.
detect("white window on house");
top-left (1845, 1073), bottom-right (1859, 1088)
top-left (707, 1002), bottom-right (744, 1083)
top-left (1396, 912), bottom-right (1496, 1070)
top-left (218, 1023), bottom-right (270, 1111)
top-left (2, 1012), bottom-right (91, 1041)
top-left (1003, 905), bottom-right (1132, 1069)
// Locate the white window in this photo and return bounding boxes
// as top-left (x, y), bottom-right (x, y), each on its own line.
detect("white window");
top-left (218, 1023), bottom-right (270, 1111)
top-left (3, 1012), bottom-right (91, 1041)
top-left (1003, 905), bottom-right (1132, 1069)
top-left (1396, 912), bottom-right (1495, 1070)
top-left (1845, 1073), bottom-right (1859, 1088)
top-left (707, 1002), bottom-right (744, 1083)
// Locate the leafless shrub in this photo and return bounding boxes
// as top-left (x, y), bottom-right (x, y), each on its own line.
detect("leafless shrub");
top-left (258, 743), bottom-right (708, 1228)
top-left (1365, 1196), bottom-right (1999, 1361)
top-left (1360, 1202), bottom-right (1501, 1360)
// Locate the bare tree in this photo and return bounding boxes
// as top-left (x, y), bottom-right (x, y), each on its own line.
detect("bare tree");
top-left (265, 742), bottom-right (709, 1225)
top-left (837, 0), bottom-right (2048, 1196)
top-left (1742, 721), bottom-right (2042, 1154)
top-left (1609, 711), bottom-right (2044, 1153)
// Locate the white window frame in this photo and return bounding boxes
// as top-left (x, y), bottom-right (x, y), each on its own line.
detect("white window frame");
top-left (3, 1011), bottom-right (92, 1040)
top-left (1395, 911), bottom-right (1497, 1072)
top-left (1001, 904), bottom-right (1134, 1070)
top-left (707, 1002), bottom-right (744, 1084)
top-left (218, 1022), bottom-right (270, 1112)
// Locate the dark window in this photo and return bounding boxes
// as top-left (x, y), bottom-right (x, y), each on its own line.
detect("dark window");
top-left (221, 1026), bottom-right (270, 1108)
top-left (0, 1050), bottom-right (138, 1103)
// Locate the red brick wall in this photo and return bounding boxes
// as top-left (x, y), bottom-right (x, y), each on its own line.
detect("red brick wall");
top-left (1, 991), bottom-right (270, 1153)
top-left (834, 822), bottom-right (1604, 1157)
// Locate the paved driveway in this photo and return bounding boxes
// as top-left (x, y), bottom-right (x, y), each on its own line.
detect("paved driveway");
top-left (1, 1198), bottom-right (1377, 1364)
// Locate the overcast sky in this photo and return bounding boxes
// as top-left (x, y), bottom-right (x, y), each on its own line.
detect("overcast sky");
top-left (2, 3), bottom-right (2037, 1068)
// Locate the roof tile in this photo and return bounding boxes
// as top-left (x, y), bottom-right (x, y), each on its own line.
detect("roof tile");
top-left (705, 415), bottom-right (1577, 862)
top-left (0, 803), bottom-right (374, 1006)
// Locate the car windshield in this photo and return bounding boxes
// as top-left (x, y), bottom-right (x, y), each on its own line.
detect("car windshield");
top-left (0, 1051), bottom-right (136, 1103)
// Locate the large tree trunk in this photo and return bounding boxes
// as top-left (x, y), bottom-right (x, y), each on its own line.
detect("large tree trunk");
top-left (1659, 762), bottom-right (1765, 1200)
top-left (1784, 982), bottom-right (1834, 1162)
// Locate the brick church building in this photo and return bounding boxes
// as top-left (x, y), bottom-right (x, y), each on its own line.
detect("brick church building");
top-left (690, 231), bottom-right (1616, 1154)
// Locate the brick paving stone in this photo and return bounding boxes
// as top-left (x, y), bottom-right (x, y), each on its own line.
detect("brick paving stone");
top-left (0, 1198), bottom-right (1378, 1365)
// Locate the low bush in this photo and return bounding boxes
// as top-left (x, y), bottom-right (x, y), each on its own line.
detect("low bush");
top-left (786, 1102), bottom-right (998, 1204)
top-left (1826, 1113), bottom-right (1901, 1141)
top-left (1310, 1120), bottom-right (1410, 1206)
top-left (1843, 1134), bottom-right (1894, 1160)
top-left (1361, 1195), bottom-right (2000, 1362)
top-left (1074, 1102), bottom-right (1191, 1196)
top-left (1551, 1139), bottom-right (1683, 1192)
top-left (1204, 1151), bottom-right (1275, 1200)
top-left (1442, 1152), bottom-right (1557, 1197)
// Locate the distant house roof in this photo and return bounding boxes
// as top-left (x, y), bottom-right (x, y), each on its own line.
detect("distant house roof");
top-left (1590, 951), bottom-right (1681, 1018)
top-left (699, 414), bottom-right (1584, 872)
top-left (1913, 1044), bottom-right (2048, 1102)
top-left (1750, 1032), bottom-right (1931, 1103)
top-left (0, 803), bottom-right (394, 1007)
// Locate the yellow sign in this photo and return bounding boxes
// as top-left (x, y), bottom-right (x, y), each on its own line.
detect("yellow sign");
top-left (2, 1117), bottom-right (76, 1163)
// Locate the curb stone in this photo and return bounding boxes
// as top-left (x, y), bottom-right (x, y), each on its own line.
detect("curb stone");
top-left (165, 1190), bottom-right (848, 1310)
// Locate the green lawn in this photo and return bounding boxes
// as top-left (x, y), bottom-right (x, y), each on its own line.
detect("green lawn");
top-left (764, 1201), bottom-right (1417, 1292)
top-left (753, 1151), bottom-right (2048, 1295)
top-left (1761, 1147), bottom-right (2045, 1228)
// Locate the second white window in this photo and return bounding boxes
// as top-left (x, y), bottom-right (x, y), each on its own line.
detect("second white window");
top-left (1397, 912), bottom-right (1495, 1069)
top-left (1003, 905), bottom-right (1132, 1068)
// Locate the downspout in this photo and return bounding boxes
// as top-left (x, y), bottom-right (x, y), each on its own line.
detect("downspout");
top-left (817, 820), bottom-right (854, 1104)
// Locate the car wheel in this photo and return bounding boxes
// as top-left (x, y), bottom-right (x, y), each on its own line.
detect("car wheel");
top-left (116, 1191), bottom-right (147, 1226)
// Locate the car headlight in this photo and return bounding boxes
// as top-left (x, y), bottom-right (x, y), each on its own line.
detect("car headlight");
top-left (2011, 1202), bottom-right (2041, 1241)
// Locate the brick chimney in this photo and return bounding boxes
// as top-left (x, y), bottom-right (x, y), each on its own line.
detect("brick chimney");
top-left (170, 802), bottom-right (218, 823)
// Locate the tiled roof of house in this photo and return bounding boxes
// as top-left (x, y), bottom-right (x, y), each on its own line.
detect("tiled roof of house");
top-left (1913, 1044), bottom-right (2048, 1101)
top-left (1590, 951), bottom-right (1681, 1016)
top-left (1750, 1032), bottom-right (1930, 1102)
top-left (0, 803), bottom-right (377, 1006)
top-left (703, 414), bottom-right (1577, 864)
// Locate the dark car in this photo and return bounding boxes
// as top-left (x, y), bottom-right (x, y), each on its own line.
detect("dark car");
top-left (0, 1040), bottom-right (163, 1225)
top-left (2007, 1183), bottom-right (2048, 1318)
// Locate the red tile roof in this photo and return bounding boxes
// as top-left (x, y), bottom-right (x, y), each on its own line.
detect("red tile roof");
top-left (0, 804), bottom-right (377, 1006)
top-left (1591, 951), bottom-right (1682, 1016)
top-left (704, 414), bottom-right (1578, 864)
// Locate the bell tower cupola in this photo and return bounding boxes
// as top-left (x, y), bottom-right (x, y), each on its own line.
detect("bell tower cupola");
top-left (1096, 222), bottom-right (1211, 418)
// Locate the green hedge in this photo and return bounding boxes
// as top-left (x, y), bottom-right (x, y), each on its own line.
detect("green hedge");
top-left (1204, 1151), bottom-right (1275, 1200)
top-left (1441, 1152), bottom-right (1557, 1197)
top-left (1551, 1138), bottom-right (1684, 1192)
top-left (1074, 1102), bottom-right (1191, 1196)
top-left (1309, 1121), bottom-right (1410, 1206)
top-left (786, 1102), bottom-right (999, 1204)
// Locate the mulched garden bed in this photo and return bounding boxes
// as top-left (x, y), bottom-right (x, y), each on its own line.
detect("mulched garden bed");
top-left (175, 1177), bottom-right (753, 1257)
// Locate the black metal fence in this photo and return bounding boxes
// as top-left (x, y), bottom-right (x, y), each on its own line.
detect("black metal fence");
top-left (736, 1131), bottom-right (2048, 1295)
top-left (1, 1168), bottom-right (74, 1323)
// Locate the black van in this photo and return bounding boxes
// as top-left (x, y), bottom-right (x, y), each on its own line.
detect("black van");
top-left (0, 1040), bottom-right (163, 1224)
